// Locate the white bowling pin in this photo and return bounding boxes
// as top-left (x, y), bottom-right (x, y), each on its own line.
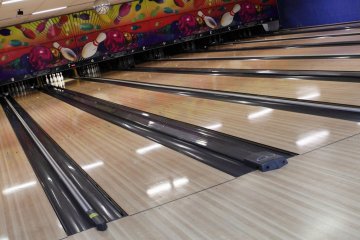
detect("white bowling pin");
top-left (46, 75), bottom-right (50, 85)
top-left (198, 11), bottom-right (217, 29)
top-left (52, 74), bottom-right (56, 87)
top-left (50, 75), bottom-right (55, 86)
top-left (53, 42), bottom-right (78, 62)
top-left (55, 73), bottom-right (59, 88)
top-left (82, 33), bottom-right (107, 59)
top-left (221, 4), bottom-right (241, 27)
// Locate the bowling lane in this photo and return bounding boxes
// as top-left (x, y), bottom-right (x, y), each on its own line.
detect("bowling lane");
top-left (16, 92), bottom-right (232, 215)
top-left (63, 133), bottom-right (360, 240)
top-left (176, 45), bottom-right (360, 58)
top-left (103, 71), bottom-right (360, 107)
top-left (238, 28), bottom-right (360, 43)
top-left (139, 58), bottom-right (360, 72)
top-left (214, 34), bottom-right (360, 50)
top-left (280, 21), bottom-right (360, 33)
top-left (67, 80), bottom-right (360, 154)
top-left (0, 106), bottom-right (66, 240)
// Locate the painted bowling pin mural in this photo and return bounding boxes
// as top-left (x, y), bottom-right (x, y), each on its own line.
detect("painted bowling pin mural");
top-left (81, 32), bottom-right (107, 59)
top-left (221, 4), bottom-right (241, 27)
top-left (53, 42), bottom-right (78, 62)
top-left (0, 0), bottom-right (278, 82)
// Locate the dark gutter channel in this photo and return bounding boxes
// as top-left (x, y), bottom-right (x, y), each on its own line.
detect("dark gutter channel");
top-left (49, 86), bottom-right (292, 171)
top-left (273, 24), bottom-right (360, 35)
top-left (82, 77), bottom-right (360, 122)
top-left (166, 54), bottom-right (360, 61)
top-left (2, 97), bottom-right (127, 235)
top-left (281, 21), bottom-right (360, 32)
top-left (42, 87), bottom-right (287, 176)
top-left (131, 67), bottom-right (360, 83)
top-left (222, 32), bottom-right (360, 45)
top-left (192, 40), bottom-right (360, 52)
top-left (1, 98), bottom-right (92, 235)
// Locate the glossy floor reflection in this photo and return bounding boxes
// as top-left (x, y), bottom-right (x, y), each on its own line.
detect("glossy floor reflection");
top-left (67, 80), bottom-right (360, 154)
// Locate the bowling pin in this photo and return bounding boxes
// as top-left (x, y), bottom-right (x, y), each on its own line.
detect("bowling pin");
top-left (15, 25), bottom-right (36, 39)
top-left (53, 42), bottom-right (78, 62)
top-left (36, 19), bottom-right (49, 34)
top-left (61, 73), bottom-right (66, 88)
top-left (114, 2), bottom-right (131, 25)
top-left (46, 75), bottom-right (50, 85)
top-left (55, 74), bottom-right (59, 88)
top-left (50, 75), bottom-right (54, 86)
top-left (221, 4), bottom-right (240, 27)
top-left (51, 74), bottom-right (55, 87)
top-left (81, 32), bottom-right (106, 59)
top-left (47, 16), bottom-right (68, 39)
top-left (58, 73), bottom-right (63, 88)
top-left (198, 11), bottom-right (217, 29)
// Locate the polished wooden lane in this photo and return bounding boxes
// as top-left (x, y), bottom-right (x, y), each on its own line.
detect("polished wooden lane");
top-left (0, 106), bottom-right (66, 240)
top-left (280, 21), bottom-right (360, 34)
top-left (16, 92), bottom-right (233, 215)
top-left (139, 58), bottom-right (360, 72)
top-left (65, 133), bottom-right (360, 240)
top-left (176, 45), bottom-right (360, 58)
top-left (239, 28), bottom-right (360, 42)
top-left (67, 80), bottom-right (360, 154)
top-left (103, 71), bottom-right (360, 106)
top-left (215, 34), bottom-right (360, 50)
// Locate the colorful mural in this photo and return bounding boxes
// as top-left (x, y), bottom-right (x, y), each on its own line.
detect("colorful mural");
top-left (0, 0), bottom-right (278, 83)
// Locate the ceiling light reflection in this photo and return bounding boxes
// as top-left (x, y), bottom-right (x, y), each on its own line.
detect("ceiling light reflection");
top-left (136, 143), bottom-right (162, 154)
top-left (146, 182), bottom-right (171, 196)
top-left (3, 0), bottom-right (24, 5)
top-left (32, 6), bottom-right (67, 15)
top-left (298, 92), bottom-right (321, 100)
top-left (196, 139), bottom-right (207, 146)
top-left (296, 130), bottom-right (330, 147)
top-left (82, 161), bottom-right (104, 171)
top-left (248, 108), bottom-right (273, 120)
top-left (2, 181), bottom-right (37, 195)
top-left (173, 177), bottom-right (189, 187)
top-left (146, 177), bottom-right (190, 197)
top-left (205, 123), bottom-right (223, 130)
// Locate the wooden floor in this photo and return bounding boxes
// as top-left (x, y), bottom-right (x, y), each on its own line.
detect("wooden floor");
top-left (67, 80), bottom-right (360, 154)
top-left (16, 92), bottom-right (233, 215)
top-left (65, 133), bottom-right (360, 240)
top-left (104, 71), bottom-right (360, 106)
top-left (176, 45), bottom-right (360, 58)
top-left (213, 34), bottom-right (360, 50)
top-left (0, 106), bottom-right (66, 240)
top-left (140, 58), bottom-right (360, 72)
top-left (2, 24), bottom-right (360, 240)
top-left (241, 27), bottom-right (360, 42)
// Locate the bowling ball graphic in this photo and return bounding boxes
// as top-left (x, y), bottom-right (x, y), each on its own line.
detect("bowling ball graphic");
top-left (124, 32), bottom-right (132, 42)
top-left (239, 1), bottom-right (258, 23)
top-left (51, 48), bottom-right (61, 62)
top-left (104, 29), bottom-right (126, 53)
top-left (196, 16), bottom-right (204, 25)
top-left (29, 46), bottom-right (53, 70)
top-left (178, 14), bottom-right (197, 36)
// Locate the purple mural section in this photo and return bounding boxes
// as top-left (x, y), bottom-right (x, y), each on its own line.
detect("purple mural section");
top-left (0, 0), bottom-right (278, 84)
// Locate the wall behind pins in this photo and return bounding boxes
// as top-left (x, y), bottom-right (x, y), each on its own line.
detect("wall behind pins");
top-left (277, 0), bottom-right (360, 28)
top-left (0, 0), bottom-right (278, 83)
